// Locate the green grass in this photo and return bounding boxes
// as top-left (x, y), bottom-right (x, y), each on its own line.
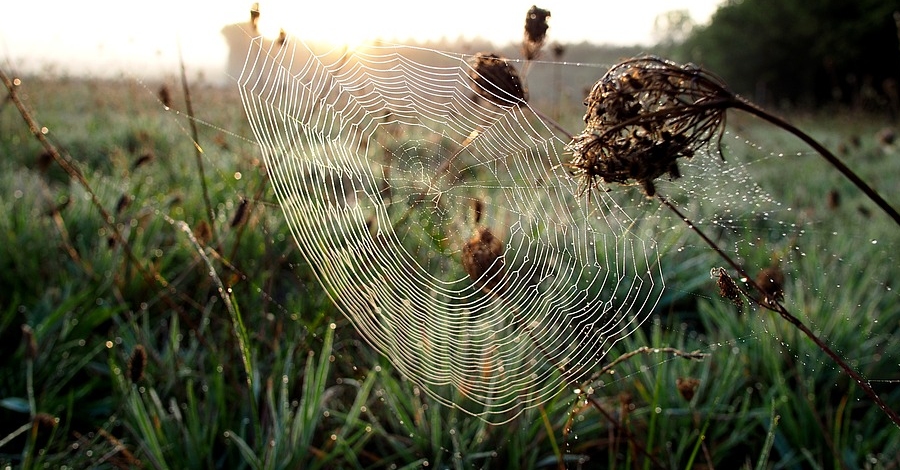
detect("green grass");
top-left (1, 73), bottom-right (898, 469)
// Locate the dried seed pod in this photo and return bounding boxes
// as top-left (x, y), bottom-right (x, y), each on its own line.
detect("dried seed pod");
top-left (158, 84), bottom-right (172, 108)
top-left (462, 227), bottom-right (505, 294)
top-left (755, 266), bottom-right (785, 305)
top-left (21, 324), bottom-right (38, 360)
top-left (523, 5), bottom-right (551, 61)
top-left (468, 53), bottom-right (528, 107)
top-left (231, 197), bottom-right (250, 228)
top-left (471, 198), bottom-right (484, 224)
top-left (712, 267), bottom-right (743, 310)
top-left (676, 377), bottom-right (700, 401)
top-left (567, 57), bottom-right (731, 196)
top-left (127, 345), bottom-right (147, 384)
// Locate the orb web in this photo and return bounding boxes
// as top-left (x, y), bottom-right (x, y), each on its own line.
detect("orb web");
top-left (237, 37), bottom-right (664, 422)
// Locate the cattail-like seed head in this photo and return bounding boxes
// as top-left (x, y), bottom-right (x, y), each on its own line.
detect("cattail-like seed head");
top-left (158, 85), bottom-right (172, 108)
top-left (567, 57), bottom-right (731, 196)
top-left (462, 227), bottom-right (505, 294)
top-left (468, 53), bottom-right (528, 107)
top-left (127, 345), bottom-right (147, 384)
top-left (21, 324), bottom-right (38, 360)
top-left (471, 198), bottom-right (484, 224)
top-left (132, 152), bottom-right (154, 170)
top-left (712, 267), bottom-right (743, 310)
top-left (523, 6), bottom-right (551, 60)
top-left (231, 197), bottom-right (250, 228)
top-left (676, 377), bottom-right (700, 401)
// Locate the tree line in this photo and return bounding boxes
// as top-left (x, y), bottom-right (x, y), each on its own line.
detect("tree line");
top-left (672, 0), bottom-right (900, 111)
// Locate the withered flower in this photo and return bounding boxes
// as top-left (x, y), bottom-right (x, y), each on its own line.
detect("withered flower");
top-left (21, 324), bottom-right (38, 360)
top-left (468, 53), bottom-right (528, 107)
top-left (462, 227), bottom-right (505, 294)
top-left (523, 6), bottom-right (551, 61)
top-left (567, 56), bottom-right (731, 196)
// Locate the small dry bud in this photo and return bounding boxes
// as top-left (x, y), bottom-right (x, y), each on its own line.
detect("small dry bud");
top-left (755, 266), bottom-right (785, 305)
top-left (115, 194), bottom-right (133, 215)
top-left (21, 324), bottom-right (38, 360)
top-left (468, 53), bottom-right (528, 107)
top-left (676, 377), bottom-right (700, 401)
top-left (230, 197), bottom-right (250, 228)
top-left (471, 198), bottom-right (484, 224)
top-left (712, 267), bottom-right (742, 310)
top-left (127, 345), bottom-right (147, 384)
top-left (462, 227), bottom-right (505, 294)
top-left (158, 85), bottom-right (172, 108)
top-left (132, 152), bottom-right (154, 170)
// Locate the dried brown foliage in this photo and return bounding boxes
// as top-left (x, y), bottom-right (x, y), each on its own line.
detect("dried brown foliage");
top-left (567, 56), bottom-right (731, 196)
top-left (462, 227), bottom-right (505, 294)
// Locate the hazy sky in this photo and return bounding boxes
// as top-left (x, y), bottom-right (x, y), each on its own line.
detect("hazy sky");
top-left (1, 0), bottom-right (722, 79)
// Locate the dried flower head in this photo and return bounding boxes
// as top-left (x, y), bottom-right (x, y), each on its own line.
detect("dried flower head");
top-left (712, 267), bottom-right (743, 310)
top-left (567, 56), bottom-right (731, 196)
top-left (523, 6), bottom-right (551, 60)
top-left (755, 266), bottom-right (785, 305)
top-left (462, 227), bottom-right (505, 294)
top-left (127, 345), bottom-right (147, 384)
top-left (676, 377), bottom-right (700, 401)
top-left (468, 53), bottom-right (528, 107)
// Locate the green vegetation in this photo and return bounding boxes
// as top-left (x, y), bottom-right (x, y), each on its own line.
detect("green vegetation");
top-left (2, 59), bottom-right (899, 470)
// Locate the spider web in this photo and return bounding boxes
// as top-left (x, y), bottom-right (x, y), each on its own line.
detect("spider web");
top-left (237, 37), bottom-right (665, 421)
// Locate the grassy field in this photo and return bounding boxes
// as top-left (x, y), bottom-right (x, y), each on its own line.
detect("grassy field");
top-left (1, 67), bottom-right (899, 470)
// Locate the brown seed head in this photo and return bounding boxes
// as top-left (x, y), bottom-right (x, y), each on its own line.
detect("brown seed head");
top-left (21, 324), bottom-right (38, 361)
top-left (462, 227), bottom-right (505, 294)
top-left (676, 377), bottom-right (700, 401)
top-left (523, 6), bottom-right (551, 60)
top-left (128, 345), bottom-right (147, 384)
top-left (567, 56), bottom-right (731, 196)
top-left (712, 267), bottom-right (743, 310)
top-left (158, 84), bottom-right (172, 108)
top-left (193, 219), bottom-right (212, 245)
top-left (755, 266), bottom-right (785, 305)
top-left (468, 53), bottom-right (528, 107)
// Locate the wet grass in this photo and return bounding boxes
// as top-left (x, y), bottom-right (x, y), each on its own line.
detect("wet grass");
top-left (1, 74), bottom-right (898, 469)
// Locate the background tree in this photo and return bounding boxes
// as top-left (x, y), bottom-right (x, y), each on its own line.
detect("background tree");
top-left (677, 0), bottom-right (900, 109)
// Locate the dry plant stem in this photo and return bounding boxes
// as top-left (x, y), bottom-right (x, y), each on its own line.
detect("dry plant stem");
top-left (728, 98), bottom-right (900, 227)
top-left (0, 67), bottom-right (203, 335)
top-left (657, 194), bottom-right (900, 428)
top-left (178, 42), bottom-right (217, 234)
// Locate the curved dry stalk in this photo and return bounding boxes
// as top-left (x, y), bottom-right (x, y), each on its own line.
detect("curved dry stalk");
top-left (658, 194), bottom-right (900, 428)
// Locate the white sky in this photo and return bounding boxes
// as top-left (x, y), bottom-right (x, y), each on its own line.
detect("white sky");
top-left (1, 0), bottom-right (722, 79)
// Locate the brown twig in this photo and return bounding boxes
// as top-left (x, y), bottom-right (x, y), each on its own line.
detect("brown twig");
top-left (657, 194), bottom-right (900, 428)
